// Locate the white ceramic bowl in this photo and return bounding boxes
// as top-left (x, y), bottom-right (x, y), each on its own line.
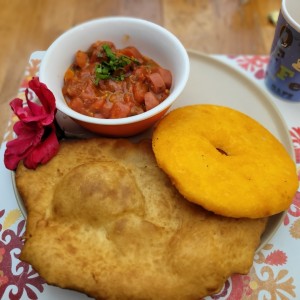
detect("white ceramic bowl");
top-left (39, 16), bottom-right (190, 136)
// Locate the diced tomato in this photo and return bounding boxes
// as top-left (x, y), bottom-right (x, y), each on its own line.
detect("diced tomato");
top-left (64, 68), bottom-right (74, 81)
top-left (69, 98), bottom-right (88, 115)
top-left (75, 51), bottom-right (88, 68)
top-left (124, 93), bottom-right (134, 104)
top-left (66, 80), bottom-right (85, 97)
top-left (81, 81), bottom-right (98, 103)
top-left (144, 92), bottom-right (160, 111)
top-left (130, 105), bottom-right (144, 115)
top-left (110, 102), bottom-right (131, 118)
top-left (101, 101), bottom-right (114, 118)
top-left (147, 73), bottom-right (166, 94)
top-left (89, 98), bottom-right (105, 113)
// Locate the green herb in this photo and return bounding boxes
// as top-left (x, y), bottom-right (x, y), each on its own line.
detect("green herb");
top-left (103, 44), bottom-right (116, 60)
top-left (94, 44), bottom-right (140, 84)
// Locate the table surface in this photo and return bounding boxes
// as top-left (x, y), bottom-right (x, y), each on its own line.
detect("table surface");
top-left (1, 1), bottom-right (300, 299)
top-left (0, 0), bottom-right (281, 140)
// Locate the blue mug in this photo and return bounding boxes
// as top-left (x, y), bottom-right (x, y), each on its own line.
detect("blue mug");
top-left (265, 0), bottom-right (300, 101)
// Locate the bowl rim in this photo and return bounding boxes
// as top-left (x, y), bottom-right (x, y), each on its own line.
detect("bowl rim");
top-left (40, 16), bottom-right (190, 125)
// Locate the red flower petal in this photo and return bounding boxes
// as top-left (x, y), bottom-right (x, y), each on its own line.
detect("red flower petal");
top-left (23, 124), bottom-right (59, 169)
top-left (28, 77), bottom-right (56, 125)
top-left (5, 77), bottom-right (60, 170)
top-left (10, 98), bottom-right (31, 120)
top-left (10, 97), bottom-right (54, 125)
top-left (9, 78), bottom-right (56, 125)
top-left (12, 99), bottom-right (42, 124)
top-left (26, 98), bottom-right (47, 118)
top-left (4, 122), bottom-right (44, 170)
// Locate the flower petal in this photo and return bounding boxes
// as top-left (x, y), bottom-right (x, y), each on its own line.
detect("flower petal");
top-left (26, 98), bottom-right (46, 117)
top-left (4, 77), bottom-right (59, 171)
top-left (10, 97), bottom-right (53, 124)
top-left (28, 77), bottom-right (56, 125)
top-left (10, 98), bottom-right (31, 120)
top-left (23, 124), bottom-right (59, 169)
top-left (4, 122), bottom-right (44, 170)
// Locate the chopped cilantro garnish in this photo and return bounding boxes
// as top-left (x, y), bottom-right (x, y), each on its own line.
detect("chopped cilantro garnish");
top-left (94, 44), bottom-right (140, 84)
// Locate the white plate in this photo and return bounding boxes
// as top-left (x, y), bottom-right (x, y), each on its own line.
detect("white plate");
top-left (13, 52), bottom-right (294, 294)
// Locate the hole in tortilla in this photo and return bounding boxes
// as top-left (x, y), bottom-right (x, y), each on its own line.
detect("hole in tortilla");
top-left (216, 148), bottom-right (228, 156)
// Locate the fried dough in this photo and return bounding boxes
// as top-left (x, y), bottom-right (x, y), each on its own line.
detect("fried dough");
top-left (16, 138), bottom-right (267, 300)
top-left (152, 105), bottom-right (299, 218)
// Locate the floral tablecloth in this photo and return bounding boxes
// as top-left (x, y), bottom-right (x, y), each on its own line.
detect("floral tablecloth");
top-left (0, 52), bottom-right (300, 300)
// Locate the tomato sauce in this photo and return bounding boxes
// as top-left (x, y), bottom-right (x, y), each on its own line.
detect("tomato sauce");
top-left (62, 41), bottom-right (172, 119)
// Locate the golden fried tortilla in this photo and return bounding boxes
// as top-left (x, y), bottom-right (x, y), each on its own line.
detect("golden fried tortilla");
top-left (16, 138), bottom-right (267, 300)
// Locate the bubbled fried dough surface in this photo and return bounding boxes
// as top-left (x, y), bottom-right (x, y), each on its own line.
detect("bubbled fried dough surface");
top-left (16, 138), bottom-right (267, 300)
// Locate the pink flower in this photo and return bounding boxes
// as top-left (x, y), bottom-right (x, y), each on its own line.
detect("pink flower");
top-left (4, 77), bottom-right (59, 170)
